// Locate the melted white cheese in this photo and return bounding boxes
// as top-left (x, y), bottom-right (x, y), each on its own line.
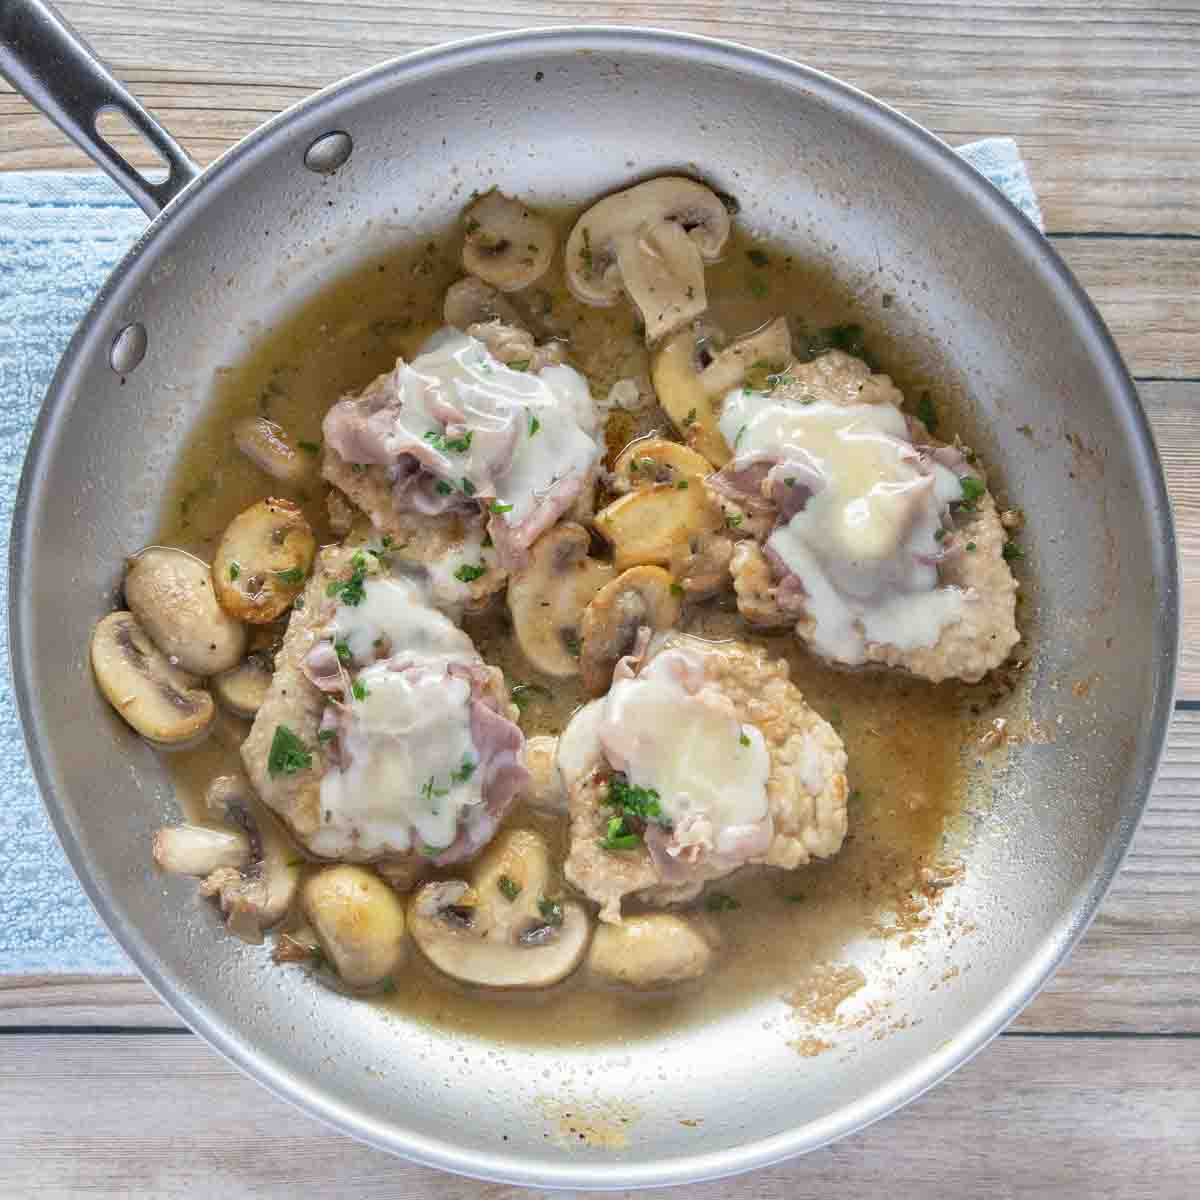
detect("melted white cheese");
top-left (599, 649), bottom-right (770, 848)
top-left (312, 657), bottom-right (481, 857)
top-left (407, 331), bottom-right (601, 525)
top-left (330, 574), bottom-right (474, 665)
top-left (719, 389), bottom-right (966, 664)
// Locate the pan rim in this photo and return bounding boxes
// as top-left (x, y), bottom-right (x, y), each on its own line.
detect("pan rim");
top-left (8, 24), bottom-right (1181, 1190)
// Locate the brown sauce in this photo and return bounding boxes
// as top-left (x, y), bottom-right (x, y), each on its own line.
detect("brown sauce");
top-left (156, 205), bottom-right (1011, 1048)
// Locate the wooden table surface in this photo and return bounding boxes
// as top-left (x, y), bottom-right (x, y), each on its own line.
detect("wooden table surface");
top-left (2, 3), bottom-right (1197, 1196)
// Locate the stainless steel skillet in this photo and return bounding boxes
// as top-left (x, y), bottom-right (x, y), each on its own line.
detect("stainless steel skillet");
top-left (1, 0), bottom-right (1179, 1188)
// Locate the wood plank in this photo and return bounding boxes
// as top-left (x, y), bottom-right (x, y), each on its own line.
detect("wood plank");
top-left (0, 1032), bottom-right (1195, 1197)
top-left (1143, 382), bottom-right (1200, 699)
top-left (6, 709), bottom-right (1197, 1035)
top-left (0, 2), bottom-right (1196, 234)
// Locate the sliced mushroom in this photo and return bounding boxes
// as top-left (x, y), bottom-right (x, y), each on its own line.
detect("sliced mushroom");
top-left (612, 437), bottom-right (715, 493)
top-left (211, 654), bottom-right (272, 719)
top-left (302, 865), bottom-right (407, 990)
top-left (212, 499), bottom-right (316, 624)
top-left (443, 276), bottom-right (525, 329)
top-left (507, 523), bottom-right (616, 677)
top-left (197, 773), bottom-right (300, 943)
top-left (593, 482), bottom-right (722, 572)
top-left (409, 828), bottom-right (591, 989)
top-left (668, 530), bottom-right (734, 600)
top-left (91, 611), bottom-right (215, 747)
top-left (125, 547), bottom-right (246, 676)
top-left (651, 317), bottom-right (793, 466)
top-left (587, 913), bottom-right (718, 990)
top-left (565, 178), bottom-right (731, 343)
top-left (522, 735), bottom-right (565, 815)
top-left (233, 415), bottom-right (318, 486)
top-left (462, 191), bottom-right (555, 292)
top-left (578, 566), bottom-right (682, 696)
top-left (153, 824), bottom-right (251, 876)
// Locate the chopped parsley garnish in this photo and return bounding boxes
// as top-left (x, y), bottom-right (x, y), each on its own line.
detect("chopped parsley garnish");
top-left (465, 217), bottom-right (480, 235)
top-left (563, 630), bottom-right (581, 658)
top-left (420, 776), bottom-right (449, 804)
top-left (606, 774), bottom-right (669, 826)
top-left (510, 682), bottom-right (550, 713)
top-left (267, 725), bottom-right (311, 777)
top-left (481, 531), bottom-right (493, 548)
top-left (786, 893), bottom-right (806, 904)
top-left (958, 476), bottom-right (985, 510)
top-left (933, 528), bottom-right (947, 543)
top-left (450, 757), bottom-right (476, 785)
top-left (670, 581), bottom-right (685, 598)
top-left (298, 439), bottom-right (321, 454)
top-left (965, 541), bottom-right (977, 552)
top-left (490, 499), bottom-right (513, 514)
top-left (785, 477), bottom-right (797, 488)
top-left (916, 391), bottom-right (938, 433)
top-left (423, 428), bottom-right (474, 454)
top-left (848, 789), bottom-right (863, 805)
top-left (599, 816), bottom-right (640, 851)
top-left (765, 371), bottom-right (794, 391)
top-left (748, 275), bottom-right (769, 300)
top-left (498, 875), bottom-right (522, 901)
top-left (435, 480), bottom-right (453, 495)
top-left (828, 705), bottom-right (842, 728)
top-left (705, 892), bottom-right (741, 912)
top-left (351, 678), bottom-right (369, 701)
top-left (537, 897), bottom-right (565, 927)
top-left (229, 561), bottom-right (241, 581)
top-left (1002, 541), bottom-right (1025, 562)
top-left (461, 477), bottom-right (476, 496)
top-left (454, 562), bottom-right (487, 583)
top-left (746, 248), bottom-right (769, 268)
top-left (508, 359), bottom-right (530, 372)
top-left (683, 407), bottom-right (697, 427)
top-left (726, 512), bottom-right (744, 528)
top-left (739, 732), bottom-right (751, 748)
top-left (326, 551), bottom-right (368, 606)
top-left (334, 638), bottom-right (351, 664)
top-left (274, 566), bottom-right (306, 585)
top-left (676, 479), bottom-right (689, 490)
top-left (529, 412), bottom-right (541, 437)
top-left (734, 424), bottom-right (747, 449)
top-left (317, 728), bottom-right (336, 744)
top-left (381, 535), bottom-right (394, 549)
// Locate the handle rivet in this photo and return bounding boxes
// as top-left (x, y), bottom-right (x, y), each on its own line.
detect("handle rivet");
top-left (109, 322), bottom-right (147, 374)
top-left (304, 131), bottom-right (353, 175)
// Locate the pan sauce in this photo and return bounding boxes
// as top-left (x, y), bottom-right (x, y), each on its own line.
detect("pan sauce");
top-left (156, 209), bottom-right (1017, 1047)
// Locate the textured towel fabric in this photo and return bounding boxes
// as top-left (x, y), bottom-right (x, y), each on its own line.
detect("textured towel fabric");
top-left (0, 140), bottom-right (1042, 976)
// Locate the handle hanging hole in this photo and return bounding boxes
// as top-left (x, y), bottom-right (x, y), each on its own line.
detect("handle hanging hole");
top-left (94, 107), bottom-right (169, 185)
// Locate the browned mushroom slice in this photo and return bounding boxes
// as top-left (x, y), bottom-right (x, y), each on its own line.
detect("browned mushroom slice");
top-left (211, 654), bottom-right (272, 719)
top-left (651, 316), bottom-right (793, 466)
top-left (233, 416), bottom-right (318, 485)
top-left (90, 611), bottom-right (215, 747)
top-left (124, 546), bottom-right (246, 676)
top-left (506, 523), bottom-right (615, 677)
top-left (212, 498), bottom-right (316, 624)
top-left (462, 191), bottom-right (555, 292)
top-left (565, 177), bottom-right (731, 343)
top-left (587, 913), bottom-right (718, 990)
top-left (302, 865), bottom-right (407, 989)
top-left (578, 566), bottom-right (682, 696)
top-left (593, 482), bottom-right (723, 572)
top-left (408, 829), bottom-right (591, 989)
top-left (611, 437), bottom-right (715, 493)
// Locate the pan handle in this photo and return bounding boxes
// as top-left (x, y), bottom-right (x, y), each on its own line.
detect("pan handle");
top-left (0, 0), bottom-right (200, 216)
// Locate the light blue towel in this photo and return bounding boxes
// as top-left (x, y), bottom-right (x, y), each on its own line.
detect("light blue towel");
top-left (0, 140), bottom-right (1043, 976)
